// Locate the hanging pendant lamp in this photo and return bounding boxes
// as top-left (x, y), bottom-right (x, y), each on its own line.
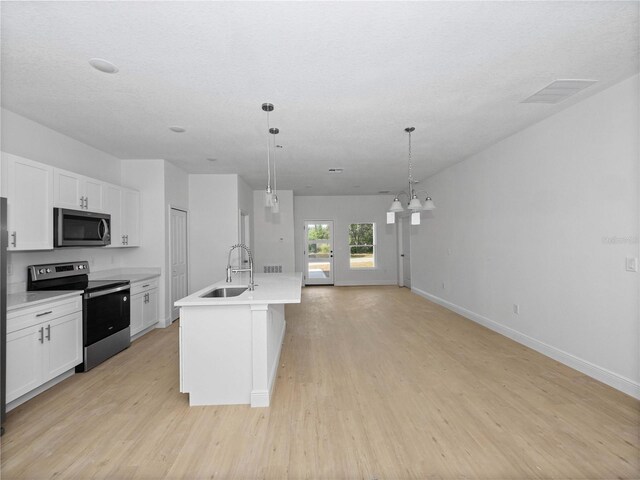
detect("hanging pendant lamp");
top-left (262, 103), bottom-right (274, 207)
top-left (271, 143), bottom-right (282, 214)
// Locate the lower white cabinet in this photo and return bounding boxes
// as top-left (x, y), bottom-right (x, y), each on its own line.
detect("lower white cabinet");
top-left (6, 296), bottom-right (83, 404)
top-left (130, 278), bottom-right (159, 336)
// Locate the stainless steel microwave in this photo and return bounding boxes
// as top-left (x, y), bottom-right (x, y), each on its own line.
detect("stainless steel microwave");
top-left (54, 208), bottom-right (111, 247)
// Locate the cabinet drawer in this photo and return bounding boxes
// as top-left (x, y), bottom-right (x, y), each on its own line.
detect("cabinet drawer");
top-left (131, 278), bottom-right (159, 296)
top-left (8, 296), bottom-right (82, 334)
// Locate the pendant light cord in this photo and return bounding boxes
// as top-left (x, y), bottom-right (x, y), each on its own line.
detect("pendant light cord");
top-left (266, 110), bottom-right (271, 189)
top-left (408, 130), bottom-right (413, 197)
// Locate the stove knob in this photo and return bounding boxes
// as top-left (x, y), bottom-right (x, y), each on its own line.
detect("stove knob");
top-left (39, 268), bottom-right (46, 274)
top-left (46, 268), bottom-right (51, 273)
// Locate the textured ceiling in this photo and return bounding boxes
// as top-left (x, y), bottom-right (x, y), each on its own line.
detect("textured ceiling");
top-left (1, 1), bottom-right (638, 195)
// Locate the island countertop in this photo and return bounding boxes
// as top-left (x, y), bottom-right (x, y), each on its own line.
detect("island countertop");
top-left (175, 272), bottom-right (302, 307)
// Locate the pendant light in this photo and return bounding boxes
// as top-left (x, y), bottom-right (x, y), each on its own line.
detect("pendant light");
top-left (387, 126), bottom-right (436, 224)
top-left (262, 103), bottom-right (274, 207)
top-left (271, 143), bottom-right (282, 214)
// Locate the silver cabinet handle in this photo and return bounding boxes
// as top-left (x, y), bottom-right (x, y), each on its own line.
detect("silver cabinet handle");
top-left (121, 235), bottom-right (125, 245)
top-left (85, 197), bottom-right (89, 209)
top-left (36, 310), bottom-right (52, 317)
top-left (46, 324), bottom-right (51, 341)
top-left (80, 196), bottom-right (85, 208)
top-left (39, 327), bottom-right (44, 344)
top-left (10, 231), bottom-right (16, 247)
top-left (125, 235), bottom-right (129, 245)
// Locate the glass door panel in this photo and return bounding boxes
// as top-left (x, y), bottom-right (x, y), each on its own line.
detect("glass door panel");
top-left (305, 221), bottom-right (334, 285)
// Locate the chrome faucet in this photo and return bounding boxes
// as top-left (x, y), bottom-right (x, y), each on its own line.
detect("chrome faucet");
top-left (226, 243), bottom-right (255, 290)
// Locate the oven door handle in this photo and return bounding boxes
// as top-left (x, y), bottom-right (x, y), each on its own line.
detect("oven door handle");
top-left (84, 285), bottom-right (130, 299)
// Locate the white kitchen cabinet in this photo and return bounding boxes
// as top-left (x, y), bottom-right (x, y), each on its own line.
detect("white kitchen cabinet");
top-left (6, 296), bottom-right (83, 404)
top-left (104, 185), bottom-right (140, 247)
top-left (130, 278), bottom-right (159, 337)
top-left (122, 188), bottom-right (140, 246)
top-left (4, 153), bottom-right (53, 251)
top-left (53, 168), bottom-right (105, 212)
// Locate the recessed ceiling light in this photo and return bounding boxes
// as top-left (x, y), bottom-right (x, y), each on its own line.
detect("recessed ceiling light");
top-left (305, 185), bottom-right (313, 188)
top-left (206, 158), bottom-right (217, 162)
top-left (328, 168), bottom-right (343, 174)
top-left (378, 190), bottom-right (391, 194)
top-left (88, 58), bottom-right (119, 74)
top-left (169, 126), bottom-right (186, 133)
top-left (353, 185), bottom-right (361, 188)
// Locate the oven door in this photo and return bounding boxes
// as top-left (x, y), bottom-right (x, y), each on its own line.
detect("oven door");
top-left (83, 285), bottom-right (130, 346)
top-left (54, 208), bottom-right (111, 247)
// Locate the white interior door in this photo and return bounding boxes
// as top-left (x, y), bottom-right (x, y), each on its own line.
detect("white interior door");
top-left (304, 221), bottom-right (334, 285)
top-left (401, 216), bottom-right (411, 288)
top-left (170, 208), bottom-right (188, 321)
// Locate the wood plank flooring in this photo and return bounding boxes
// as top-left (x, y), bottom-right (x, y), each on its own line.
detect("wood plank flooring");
top-left (1, 286), bottom-right (638, 479)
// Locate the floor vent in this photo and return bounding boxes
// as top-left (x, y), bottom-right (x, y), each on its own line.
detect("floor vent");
top-left (264, 265), bottom-right (283, 273)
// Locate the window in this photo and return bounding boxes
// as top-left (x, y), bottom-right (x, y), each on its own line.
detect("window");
top-left (349, 223), bottom-right (375, 269)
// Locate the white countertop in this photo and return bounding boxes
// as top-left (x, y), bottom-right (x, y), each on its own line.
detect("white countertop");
top-left (89, 267), bottom-right (161, 283)
top-left (175, 272), bottom-right (302, 307)
top-left (7, 291), bottom-right (83, 312)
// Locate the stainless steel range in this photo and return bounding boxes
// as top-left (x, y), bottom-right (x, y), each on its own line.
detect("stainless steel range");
top-left (27, 261), bottom-right (130, 371)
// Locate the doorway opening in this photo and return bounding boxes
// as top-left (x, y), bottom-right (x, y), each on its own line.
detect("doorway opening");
top-left (304, 220), bottom-right (334, 285)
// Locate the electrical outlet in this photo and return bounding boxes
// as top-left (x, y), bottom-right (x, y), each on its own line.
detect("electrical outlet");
top-left (7, 262), bottom-right (13, 276)
top-left (626, 257), bottom-right (638, 272)
top-left (441, 282), bottom-right (446, 290)
top-left (513, 304), bottom-right (520, 315)
top-left (90, 257), bottom-right (95, 266)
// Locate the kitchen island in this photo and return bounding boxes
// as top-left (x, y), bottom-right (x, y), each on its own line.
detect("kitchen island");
top-left (175, 273), bottom-right (302, 407)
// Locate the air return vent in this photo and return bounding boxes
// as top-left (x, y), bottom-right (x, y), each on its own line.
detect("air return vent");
top-left (522, 79), bottom-right (597, 104)
top-left (264, 265), bottom-right (283, 274)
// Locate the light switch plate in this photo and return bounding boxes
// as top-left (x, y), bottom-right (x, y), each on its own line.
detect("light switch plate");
top-left (626, 257), bottom-right (638, 272)
top-left (386, 212), bottom-right (395, 224)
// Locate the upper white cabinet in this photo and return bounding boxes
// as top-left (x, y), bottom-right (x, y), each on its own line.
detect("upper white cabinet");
top-left (104, 185), bottom-right (140, 247)
top-left (122, 188), bottom-right (140, 247)
top-left (53, 168), bottom-right (105, 212)
top-left (4, 153), bottom-right (53, 251)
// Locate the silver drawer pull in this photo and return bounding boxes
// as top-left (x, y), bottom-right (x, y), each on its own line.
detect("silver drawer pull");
top-left (46, 324), bottom-right (51, 341)
top-left (10, 231), bottom-right (17, 247)
top-left (39, 327), bottom-right (44, 344)
top-left (142, 284), bottom-right (150, 288)
top-left (36, 310), bottom-right (53, 317)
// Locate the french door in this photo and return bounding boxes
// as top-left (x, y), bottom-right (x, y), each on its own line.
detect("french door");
top-left (304, 221), bottom-right (334, 285)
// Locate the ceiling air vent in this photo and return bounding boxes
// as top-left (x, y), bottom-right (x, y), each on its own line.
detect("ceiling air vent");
top-left (522, 79), bottom-right (597, 104)
top-left (328, 168), bottom-right (343, 174)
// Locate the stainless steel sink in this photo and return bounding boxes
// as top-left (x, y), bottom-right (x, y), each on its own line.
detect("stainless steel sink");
top-left (201, 286), bottom-right (248, 298)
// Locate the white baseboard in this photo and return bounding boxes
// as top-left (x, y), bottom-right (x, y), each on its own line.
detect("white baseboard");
top-left (412, 287), bottom-right (640, 400)
top-left (334, 280), bottom-right (398, 286)
top-left (250, 390), bottom-right (270, 407)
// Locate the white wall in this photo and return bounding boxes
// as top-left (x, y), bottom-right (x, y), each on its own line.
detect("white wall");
top-left (238, 176), bottom-right (254, 253)
top-left (294, 195), bottom-right (398, 286)
top-left (188, 174), bottom-right (239, 292)
top-left (1, 108), bottom-right (121, 184)
top-left (412, 74), bottom-right (639, 397)
top-left (120, 160), bottom-right (169, 325)
top-left (1, 109), bottom-right (124, 289)
top-left (253, 190), bottom-right (295, 274)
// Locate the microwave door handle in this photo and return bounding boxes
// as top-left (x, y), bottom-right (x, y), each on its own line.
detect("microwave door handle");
top-left (98, 218), bottom-right (109, 241)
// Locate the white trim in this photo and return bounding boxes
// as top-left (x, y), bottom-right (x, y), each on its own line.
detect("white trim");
top-left (250, 389), bottom-right (270, 407)
top-left (412, 287), bottom-right (640, 400)
top-left (335, 280), bottom-right (398, 286)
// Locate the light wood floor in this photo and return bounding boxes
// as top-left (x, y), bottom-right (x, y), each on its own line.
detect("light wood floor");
top-left (1, 286), bottom-right (638, 479)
